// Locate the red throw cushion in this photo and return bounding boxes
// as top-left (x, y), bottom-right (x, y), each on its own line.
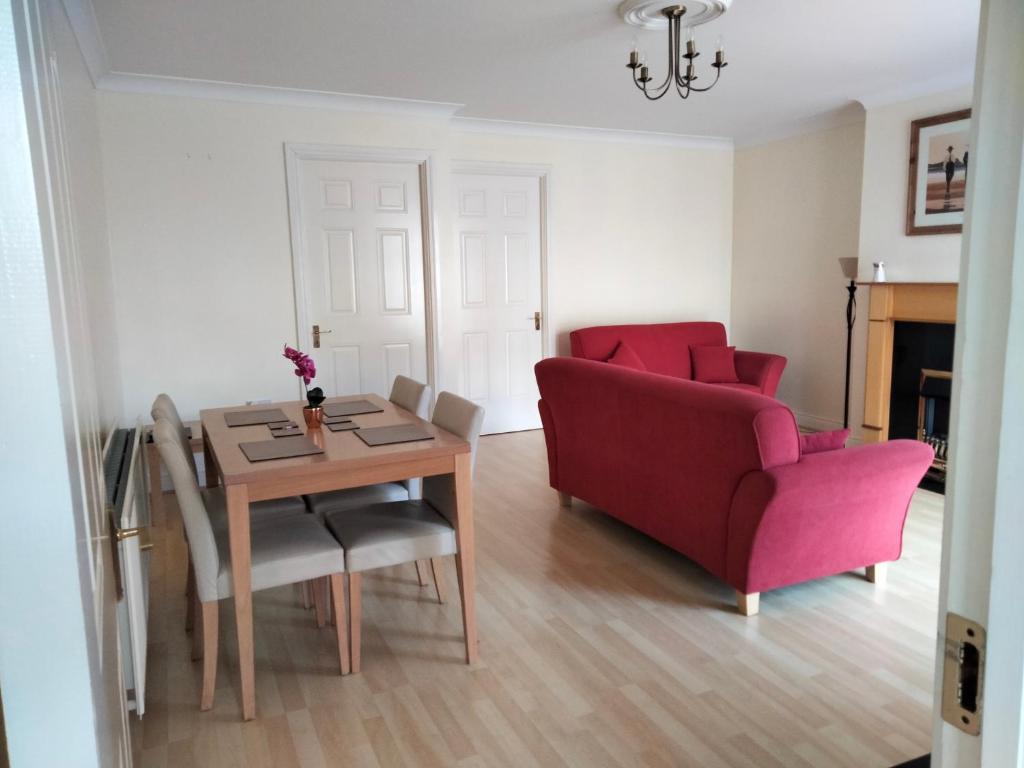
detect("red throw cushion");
top-left (800, 428), bottom-right (850, 455)
top-left (606, 341), bottom-right (647, 371)
top-left (690, 345), bottom-right (739, 383)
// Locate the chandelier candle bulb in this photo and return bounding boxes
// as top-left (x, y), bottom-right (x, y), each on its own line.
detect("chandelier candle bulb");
top-left (628, 49), bottom-right (639, 67)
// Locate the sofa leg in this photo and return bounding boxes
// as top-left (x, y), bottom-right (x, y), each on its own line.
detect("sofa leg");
top-left (736, 592), bottom-right (760, 616)
top-left (557, 491), bottom-right (572, 508)
top-left (866, 563), bottom-right (888, 585)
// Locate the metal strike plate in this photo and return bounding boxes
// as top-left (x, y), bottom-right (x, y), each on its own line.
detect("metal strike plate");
top-left (941, 612), bottom-right (985, 735)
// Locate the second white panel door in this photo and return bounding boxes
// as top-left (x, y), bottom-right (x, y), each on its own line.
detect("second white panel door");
top-left (453, 173), bottom-right (543, 434)
top-left (293, 157), bottom-right (427, 399)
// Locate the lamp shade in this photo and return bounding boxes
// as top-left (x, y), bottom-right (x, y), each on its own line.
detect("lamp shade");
top-left (838, 257), bottom-right (859, 281)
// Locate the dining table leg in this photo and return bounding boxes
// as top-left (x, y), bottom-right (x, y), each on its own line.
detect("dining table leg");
top-left (225, 483), bottom-right (256, 720)
top-left (452, 452), bottom-right (478, 664)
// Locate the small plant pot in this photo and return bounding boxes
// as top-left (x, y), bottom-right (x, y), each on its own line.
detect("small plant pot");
top-left (302, 406), bottom-right (324, 429)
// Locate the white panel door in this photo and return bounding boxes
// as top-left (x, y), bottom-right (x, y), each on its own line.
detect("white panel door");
top-left (454, 173), bottom-right (543, 433)
top-left (293, 157), bottom-right (427, 398)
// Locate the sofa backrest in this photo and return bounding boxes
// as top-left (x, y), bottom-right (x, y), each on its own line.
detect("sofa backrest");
top-left (535, 357), bottom-right (800, 576)
top-left (569, 322), bottom-right (727, 380)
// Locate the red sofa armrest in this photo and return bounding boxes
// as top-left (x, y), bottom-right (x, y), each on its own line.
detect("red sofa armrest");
top-left (734, 350), bottom-right (787, 397)
top-left (726, 440), bottom-right (934, 594)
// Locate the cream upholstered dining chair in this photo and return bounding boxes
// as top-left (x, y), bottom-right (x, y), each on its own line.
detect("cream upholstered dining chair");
top-left (153, 418), bottom-right (350, 711)
top-left (323, 391), bottom-right (484, 673)
top-left (151, 394), bottom-right (313, 627)
top-left (151, 393), bottom-right (309, 525)
top-left (303, 376), bottom-right (440, 595)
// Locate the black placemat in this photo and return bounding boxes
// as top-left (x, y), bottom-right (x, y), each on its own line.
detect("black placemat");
top-left (224, 408), bottom-right (289, 427)
top-left (322, 415), bottom-right (354, 425)
top-left (239, 436), bottom-right (324, 462)
top-left (354, 424), bottom-right (434, 447)
top-left (269, 423), bottom-right (304, 438)
top-left (323, 399), bottom-right (384, 418)
top-left (326, 421), bottom-right (360, 432)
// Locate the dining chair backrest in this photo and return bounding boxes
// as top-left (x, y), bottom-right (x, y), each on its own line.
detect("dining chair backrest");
top-left (152, 393), bottom-right (197, 476)
top-left (153, 418), bottom-right (220, 602)
top-left (390, 376), bottom-right (432, 499)
top-left (423, 392), bottom-right (485, 521)
top-left (389, 375), bottom-right (431, 419)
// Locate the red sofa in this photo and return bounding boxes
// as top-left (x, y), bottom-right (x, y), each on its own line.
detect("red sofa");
top-left (570, 321), bottom-right (787, 397)
top-left (535, 357), bottom-right (934, 614)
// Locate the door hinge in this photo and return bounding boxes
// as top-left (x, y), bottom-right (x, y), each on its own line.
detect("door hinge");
top-left (941, 612), bottom-right (985, 735)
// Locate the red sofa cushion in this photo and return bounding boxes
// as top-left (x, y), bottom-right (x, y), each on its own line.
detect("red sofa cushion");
top-left (605, 341), bottom-right (647, 371)
top-left (691, 345), bottom-right (739, 383)
top-left (800, 428), bottom-right (850, 455)
top-left (570, 322), bottom-right (726, 379)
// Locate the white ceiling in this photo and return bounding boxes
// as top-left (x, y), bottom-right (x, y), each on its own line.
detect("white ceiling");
top-left (88, 0), bottom-right (979, 143)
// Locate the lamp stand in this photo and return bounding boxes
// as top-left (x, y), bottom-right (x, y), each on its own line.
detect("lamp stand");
top-left (843, 279), bottom-right (858, 429)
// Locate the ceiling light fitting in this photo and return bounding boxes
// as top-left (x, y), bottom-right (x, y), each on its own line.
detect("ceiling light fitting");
top-left (620, 0), bottom-right (730, 101)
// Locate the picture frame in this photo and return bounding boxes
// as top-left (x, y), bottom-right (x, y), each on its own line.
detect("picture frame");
top-left (905, 108), bottom-right (971, 236)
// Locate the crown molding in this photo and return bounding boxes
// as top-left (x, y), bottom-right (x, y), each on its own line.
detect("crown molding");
top-left (95, 71), bottom-right (465, 119)
top-left (451, 116), bottom-right (732, 150)
top-left (734, 103), bottom-right (866, 149)
top-left (854, 73), bottom-right (974, 110)
top-left (61, 0), bottom-right (109, 86)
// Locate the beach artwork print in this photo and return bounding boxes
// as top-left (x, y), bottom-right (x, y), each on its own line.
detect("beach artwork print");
top-left (906, 109), bottom-right (971, 235)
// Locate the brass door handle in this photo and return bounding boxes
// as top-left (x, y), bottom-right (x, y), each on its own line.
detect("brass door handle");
top-left (531, 311), bottom-right (541, 331)
top-left (312, 324), bottom-right (332, 348)
top-left (115, 525), bottom-right (154, 552)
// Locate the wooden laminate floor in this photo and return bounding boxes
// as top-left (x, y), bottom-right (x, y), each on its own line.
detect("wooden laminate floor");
top-left (132, 430), bottom-right (942, 767)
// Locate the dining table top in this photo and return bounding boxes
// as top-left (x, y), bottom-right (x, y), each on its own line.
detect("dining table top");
top-left (200, 393), bottom-right (470, 488)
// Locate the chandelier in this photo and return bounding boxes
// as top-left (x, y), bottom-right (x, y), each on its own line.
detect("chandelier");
top-left (621, 1), bottom-right (730, 101)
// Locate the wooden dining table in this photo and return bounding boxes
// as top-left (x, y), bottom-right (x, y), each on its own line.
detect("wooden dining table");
top-left (199, 393), bottom-right (476, 720)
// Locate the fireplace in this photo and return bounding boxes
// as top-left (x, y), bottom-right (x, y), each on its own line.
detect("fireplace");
top-left (887, 321), bottom-right (955, 490)
top-left (861, 282), bottom-right (957, 492)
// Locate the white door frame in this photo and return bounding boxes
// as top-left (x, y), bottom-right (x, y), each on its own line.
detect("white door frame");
top-left (931, 0), bottom-right (1024, 764)
top-left (284, 142), bottom-right (441, 398)
top-left (451, 160), bottom-right (554, 362)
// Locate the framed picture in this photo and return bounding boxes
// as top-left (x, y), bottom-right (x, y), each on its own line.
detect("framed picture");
top-left (906, 108), bottom-right (971, 236)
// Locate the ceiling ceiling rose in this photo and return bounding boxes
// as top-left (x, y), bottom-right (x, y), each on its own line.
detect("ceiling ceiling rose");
top-left (619, 0), bottom-right (731, 30)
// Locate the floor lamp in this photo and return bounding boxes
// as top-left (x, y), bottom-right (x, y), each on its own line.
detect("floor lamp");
top-left (839, 258), bottom-right (859, 429)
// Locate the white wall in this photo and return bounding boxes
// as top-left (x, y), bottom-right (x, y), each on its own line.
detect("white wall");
top-left (731, 120), bottom-right (867, 433)
top-left (857, 88), bottom-right (972, 282)
top-left (98, 90), bottom-right (735, 422)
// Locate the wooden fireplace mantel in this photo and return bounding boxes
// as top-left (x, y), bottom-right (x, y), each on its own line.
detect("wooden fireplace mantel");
top-left (862, 282), bottom-right (958, 443)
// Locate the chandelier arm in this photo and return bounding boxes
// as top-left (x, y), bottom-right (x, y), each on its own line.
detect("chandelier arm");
top-left (674, 78), bottom-right (691, 99)
top-left (633, 57), bottom-right (672, 100)
top-left (685, 67), bottom-right (722, 93)
top-left (645, 16), bottom-right (675, 95)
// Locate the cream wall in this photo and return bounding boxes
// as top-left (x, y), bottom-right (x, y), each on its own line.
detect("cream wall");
top-left (857, 87), bottom-right (972, 282)
top-left (98, 91), bottom-right (734, 422)
top-left (731, 121), bottom-right (867, 433)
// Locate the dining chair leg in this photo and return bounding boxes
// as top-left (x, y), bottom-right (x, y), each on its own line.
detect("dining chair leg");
top-left (348, 572), bottom-right (362, 674)
top-left (430, 558), bottom-right (446, 604)
top-left (199, 601), bottom-right (218, 711)
top-left (185, 561), bottom-right (196, 634)
top-left (312, 577), bottom-right (327, 628)
top-left (414, 560), bottom-right (430, 587)
top-left (329, 574), bottom-right (350, 675)
top-left (190, 591), bottom-right (203, 661)
top-left (301, 580), bottom-right (312, 609)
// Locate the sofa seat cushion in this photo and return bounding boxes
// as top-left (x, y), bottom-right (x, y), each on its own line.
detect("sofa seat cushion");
top-left (605, 341), bottom-right (648, 372)
top-left (325, 500), bottom-right (456, 573)
top-left (691, 345), bottom-right (740, 383)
